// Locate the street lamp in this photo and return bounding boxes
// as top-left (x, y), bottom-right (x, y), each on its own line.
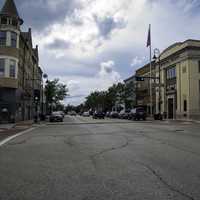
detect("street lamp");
top-left (153, 48), bottom-right (162, 120)
top-left (42, 74), bottom-right (48, 116)
top-left (34, 96), bottom-right (39, 123)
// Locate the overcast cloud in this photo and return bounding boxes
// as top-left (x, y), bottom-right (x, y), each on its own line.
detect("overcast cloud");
top-left (0, 0), bottom-right (200, 105)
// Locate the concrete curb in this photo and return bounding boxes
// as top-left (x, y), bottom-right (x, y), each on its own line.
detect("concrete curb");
top-left (0, 127), bottom-right (36, 147)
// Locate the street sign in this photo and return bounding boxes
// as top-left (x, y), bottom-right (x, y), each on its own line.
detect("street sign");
top-left (135, 76), bottom-right (145, 81)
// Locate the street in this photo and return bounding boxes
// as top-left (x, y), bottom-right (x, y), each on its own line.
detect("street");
top-left (0, 116), bottom-right (200, 200)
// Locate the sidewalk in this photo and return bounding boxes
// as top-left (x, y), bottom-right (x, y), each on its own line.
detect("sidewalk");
top-left (0, 123), bottom-right (15, 129)
top-left (0, 120), bottom-right (34, 143)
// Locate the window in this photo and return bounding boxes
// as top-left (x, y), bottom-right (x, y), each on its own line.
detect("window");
top-left (199, 80), bottom-right (200, 110)
top-left (11, 32), bottom-right (17, 48)
top-left (9, 60), bottom-right (16, 78)
top-left (182, 66), bottom-right (186, 73)
top-left (0, 31), bottom-right (7, 46)
top-left (166, 67), bottom-right (176, 80)
top-left (184, 100), bottom-right (187, 112)
top-left (1, 17), bottom-right (7, 25)
top-left (198, 61), bottom-right (200, 73)
top-left (0, 59), bottom-right (5, 77)
top-left (12, 19), bottom-right (18, 27)
top-left (199, 80), bottom-right (200, 93)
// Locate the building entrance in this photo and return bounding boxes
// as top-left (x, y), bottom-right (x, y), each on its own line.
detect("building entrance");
top-left (168, 98), bottom-right (174, 119)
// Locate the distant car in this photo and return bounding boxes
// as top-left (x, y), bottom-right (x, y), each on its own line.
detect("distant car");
top-left (119, 110), bottom-right (130, 119)
top-left (106, 111), bottom-right (111, 118)
top-left (70, 111), bottom-right (77, 116)
top-left (129, 107), bottom-right (146, 121)
top-left (49, 112), bottom-right (63, 122)
top-left (82, 111), bottom-right (90, 117)
top-left (93, 111), bottom-right (105, 119)
top-left (58, 111), bottom-right (65, 118)
top-left (110, 111), bottom-right (119, 118)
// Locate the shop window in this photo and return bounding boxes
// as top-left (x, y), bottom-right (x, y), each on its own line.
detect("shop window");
top-left (0, 59), bottom-right (5, 77)
top-left (11, 32), bottom-right (17, 47)
top-left (0, 31), bottom-right (7, 46)
top-left (184, 100), bottom-right (187, 112)
top-left (9, 60), bottom-right (16, 78)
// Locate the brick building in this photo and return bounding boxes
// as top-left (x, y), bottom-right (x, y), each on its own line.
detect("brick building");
top-left (0, 0), bottom-right (43, 123)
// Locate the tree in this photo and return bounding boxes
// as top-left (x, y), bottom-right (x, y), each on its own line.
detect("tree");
top-left (84, 83), bottom-right (125, 112)
top-left (45, 79), bottom-right (68, 113)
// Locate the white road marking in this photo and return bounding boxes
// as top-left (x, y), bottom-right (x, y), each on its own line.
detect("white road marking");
top-left (0, 127), bottom-right (36, 147)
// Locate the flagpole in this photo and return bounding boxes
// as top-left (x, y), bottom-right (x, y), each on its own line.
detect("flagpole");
top-left (149, 24), bottom-right (153, 117)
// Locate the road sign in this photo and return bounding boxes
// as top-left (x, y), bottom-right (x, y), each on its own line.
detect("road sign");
top-left (135, 76), bottom-right (145, 81)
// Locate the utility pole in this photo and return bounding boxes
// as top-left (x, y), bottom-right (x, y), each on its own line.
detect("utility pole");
top-left (153, 48), bottom-right (162, 120)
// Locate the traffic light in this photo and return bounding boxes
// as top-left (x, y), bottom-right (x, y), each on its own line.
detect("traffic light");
top-left (135, 76), bottom-right (145, 81)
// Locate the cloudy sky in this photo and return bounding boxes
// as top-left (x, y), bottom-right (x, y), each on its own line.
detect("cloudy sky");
top-left (1, 0), bottom-right (200, 105)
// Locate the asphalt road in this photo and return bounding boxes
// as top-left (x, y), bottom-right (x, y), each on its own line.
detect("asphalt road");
top-left (0, 116), bottom-right (200, 200)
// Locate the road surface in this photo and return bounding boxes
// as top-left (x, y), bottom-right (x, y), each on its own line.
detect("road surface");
top-left (0, 116), bottom-right (200, 200)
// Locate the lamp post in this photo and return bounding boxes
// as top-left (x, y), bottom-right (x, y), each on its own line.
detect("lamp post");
top-left (153, 48), bottom-right (162, 119)
top-left (42, 73), bottom-right (48, 117)
top-left (34, 96), bottom-right (39, 123)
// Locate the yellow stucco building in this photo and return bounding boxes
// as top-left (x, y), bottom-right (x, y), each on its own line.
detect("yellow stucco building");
top-left (154, 39), bottom-right (200, 120)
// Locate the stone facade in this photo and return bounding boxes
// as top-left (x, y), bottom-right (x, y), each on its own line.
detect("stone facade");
top-left (154, 39), bottom-right (200, 120)
top-left (0, 0), bottom-right (43, 123)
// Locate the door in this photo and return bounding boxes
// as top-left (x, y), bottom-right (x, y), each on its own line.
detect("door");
top-left (168, 98), bottom-right (174, 119)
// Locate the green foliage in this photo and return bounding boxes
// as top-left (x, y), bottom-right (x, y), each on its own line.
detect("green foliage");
top-left (83, 82), bottom-right (136, 111)
top-left (45, 79), bottom-right (68, 112)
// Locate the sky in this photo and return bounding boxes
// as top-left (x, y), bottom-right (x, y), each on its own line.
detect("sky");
top-left (1, 0), bottom-right (200, 105)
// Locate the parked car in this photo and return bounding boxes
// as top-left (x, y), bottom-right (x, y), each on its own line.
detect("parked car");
top-left (49, 112), bottom-right (64, 122)
top-left (70, 111), bottom-right (77, 116)
top-left (82, 111), bottom-right (90, 117)
top-left (129, 107), bottom-right (146, 121)
top-left (93, 111), bottom-right (105, 119)
top-left (119, 110), bottom-right (130, 119)
top-left (58, 111), bottom-right (65, 118)
top-left (110, 111), bottom-right (119, 118)
top-left (106, 111), bottom-right (111, 118)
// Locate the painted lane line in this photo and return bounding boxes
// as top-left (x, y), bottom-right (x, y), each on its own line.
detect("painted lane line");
top-left (0, 127), bottom-right (36, 147)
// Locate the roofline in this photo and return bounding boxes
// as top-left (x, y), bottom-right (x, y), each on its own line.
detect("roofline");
top-left (124, 75), bottom-right (135, 82)
top-left (160, 39), bottom-right (200, 58)
top-left (135, 61), bottom-right (155, 73)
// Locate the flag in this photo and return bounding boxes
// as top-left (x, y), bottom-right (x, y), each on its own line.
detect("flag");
top-left (146, 24), bottom-right (151, 47)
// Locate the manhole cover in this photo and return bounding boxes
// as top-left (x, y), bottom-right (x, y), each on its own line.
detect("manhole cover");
top-left (175, 129), bottom-right (184, 132)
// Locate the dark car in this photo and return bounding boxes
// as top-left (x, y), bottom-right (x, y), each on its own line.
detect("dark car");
top-left (106, 111), bottom-right (111, 117)
top-left (110, 111), bottom-right (119, 118)
top-left (49, 112), bottom-right (64, 122)
top-left (129, 107), bottom-right (146, 121)
top-left (93, 111), bottom-right (105, 119)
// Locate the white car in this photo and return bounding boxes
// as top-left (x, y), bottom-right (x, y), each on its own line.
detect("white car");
top-left (82, 112), bottom-right (90, 117)
top-left (58, 111), bottom-right (65, 118)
